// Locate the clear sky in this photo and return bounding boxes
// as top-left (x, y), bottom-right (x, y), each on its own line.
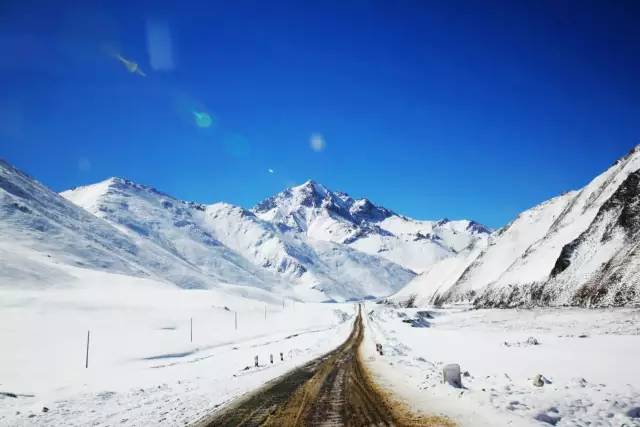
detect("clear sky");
top-left (1, 1), bottom-right (639, 228)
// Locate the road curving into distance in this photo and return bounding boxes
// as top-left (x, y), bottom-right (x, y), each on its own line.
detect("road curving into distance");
top-left (196, 305), bottom-right (454, 427)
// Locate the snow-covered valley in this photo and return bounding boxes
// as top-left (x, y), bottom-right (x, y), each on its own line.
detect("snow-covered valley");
top-left (2, 144), bottom-right (640, 426)
top-left (0, 275), bottom-right (355, 426)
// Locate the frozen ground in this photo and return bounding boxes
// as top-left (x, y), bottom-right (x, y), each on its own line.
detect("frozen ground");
top-left (0, 273), bottom-right (354, 426)
top-left (362, 304), bottom-right (640, 427)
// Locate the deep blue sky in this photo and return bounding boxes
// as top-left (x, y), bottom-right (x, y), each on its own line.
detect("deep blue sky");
top-left (1, 1), bottom-right (639, 228)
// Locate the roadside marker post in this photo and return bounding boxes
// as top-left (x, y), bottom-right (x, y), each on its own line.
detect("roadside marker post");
top-left (85, 330), bottom-right (90, 369)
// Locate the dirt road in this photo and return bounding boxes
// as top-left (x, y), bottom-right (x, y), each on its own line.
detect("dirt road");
top-left (197, 306), bottom-right (451, 427)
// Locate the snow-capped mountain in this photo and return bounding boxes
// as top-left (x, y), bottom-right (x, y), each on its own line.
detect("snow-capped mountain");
top-left (1, 160), bottom-right (142, 286)
top-left (61, 177), bottom-right (416, 301)
top-left (200, 201), bottom-right (416, 300)
top-left (0, 160), bottom-right (251, 292)
top-left (1, 157), bottom-right (488, 301)
top-left (60, 177), bottom-right (282, 290)
top-left (253, 180), bottom-right (490, 272)
top-left (392, 145), bottom-right (640, 308)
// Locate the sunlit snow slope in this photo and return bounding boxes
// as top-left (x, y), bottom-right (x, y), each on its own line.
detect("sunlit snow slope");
top-left (0, 161), bottom-right (284, 296)
top-left (61, 177), bottom-right (445, 301)
top-left (0, 157), bottom-right (488, 301)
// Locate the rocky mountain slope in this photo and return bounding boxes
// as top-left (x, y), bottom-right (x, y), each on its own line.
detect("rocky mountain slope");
top-left (392, 145), bottom-right (640, 308)
top-left (542, 169), bottom-right (640, 306)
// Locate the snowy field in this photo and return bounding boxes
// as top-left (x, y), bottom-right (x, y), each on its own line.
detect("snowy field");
top-left (0, 273), bottom-right (354, 426)
top-left (362, 304), bottom-right (640, 427)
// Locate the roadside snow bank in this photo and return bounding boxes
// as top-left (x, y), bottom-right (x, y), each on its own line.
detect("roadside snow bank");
top-left (362, 304), bottom-right (640, 427)
top-left (0, 277), bottom-right (354, 426)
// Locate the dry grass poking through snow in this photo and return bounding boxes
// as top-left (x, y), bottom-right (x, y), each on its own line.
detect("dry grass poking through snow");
top-left (357, 342), bottom-right (456, 427)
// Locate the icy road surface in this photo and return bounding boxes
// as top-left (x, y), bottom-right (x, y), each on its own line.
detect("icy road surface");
top-left (199, 306), bottom-right (451, 426)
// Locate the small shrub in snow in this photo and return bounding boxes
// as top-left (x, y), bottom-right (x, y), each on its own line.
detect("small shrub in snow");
top-left (404, 295), bottom-right (417, 308)
top-left (505, 337), bottom-right (541, 347)
top-left (416, 310), bottom-right (434, 319)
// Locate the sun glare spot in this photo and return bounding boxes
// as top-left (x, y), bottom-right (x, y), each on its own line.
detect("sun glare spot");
top-left (193, 111), bottom-right (213, 128)
top-left (310, 133), bottom-right (326, 152)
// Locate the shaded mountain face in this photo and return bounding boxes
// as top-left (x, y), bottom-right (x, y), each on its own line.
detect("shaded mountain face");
top-left (392, 145), bottom-right (640, 308)
top-left (543, 169), bottom-right (640, 306)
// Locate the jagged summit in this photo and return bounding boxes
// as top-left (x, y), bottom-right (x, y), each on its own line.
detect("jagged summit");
top-left (253, 180), bottom-right (395, 227)
top-left (251, 180), bottom-right (488, 272)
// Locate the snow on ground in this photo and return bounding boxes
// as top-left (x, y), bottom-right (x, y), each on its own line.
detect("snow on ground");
top-left (362, 304), bottom-right (640, 427)
top-left (0, 275), bottom-right (355, 426)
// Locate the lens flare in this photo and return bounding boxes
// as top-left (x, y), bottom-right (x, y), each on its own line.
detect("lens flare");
top-left (146, 20), bottom-right (174, 71)
top-left (193, 111), bottom-right (213, 128)
top-left (110, 51), bottom-right (146, 77)
top-left (310, 133), bottom-right (326, 152)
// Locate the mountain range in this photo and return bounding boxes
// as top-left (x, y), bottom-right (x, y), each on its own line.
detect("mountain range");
top-left (0, 160), bottom-right (487, 302)
top-left (3, 145), bottom-right (639, 307)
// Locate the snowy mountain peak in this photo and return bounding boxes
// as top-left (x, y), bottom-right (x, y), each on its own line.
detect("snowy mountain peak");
top-left (253, 180), bottom-right (394, 226)
top-left (2, 157), bottom-right (490, 302)
top-left (93, 176), bottom-right (166, 198)
top-left (466, 220), bottom-right (492, 234)
top-left (251, 180), bottom-right (489, 272)
top-left (296, 179), bottom-right (327, 193)
top-left (56, 174), bottom-right (417, 301)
